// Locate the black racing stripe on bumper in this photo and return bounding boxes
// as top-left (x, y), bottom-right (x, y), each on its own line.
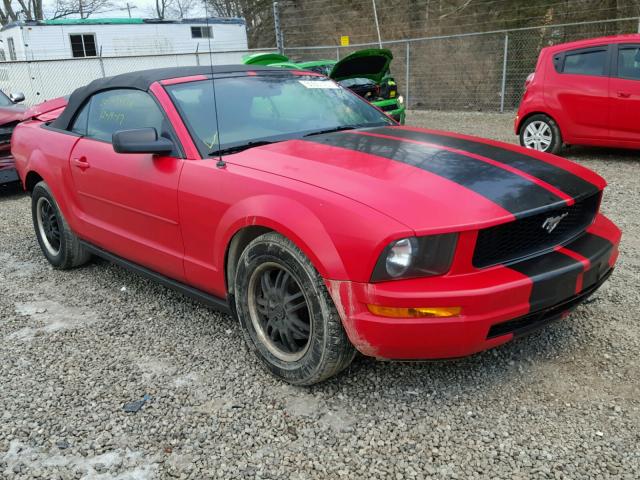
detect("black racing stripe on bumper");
top-left (374, 127), bottom-right (600, 200)
top-left (305, 132), bottom-right (561, 216)
top-left (508, 251), bottom-right (583, 313)
top-left (563, 232), bottom-right (613, 260)
top-left (564, 232), bottom-right (614, 291)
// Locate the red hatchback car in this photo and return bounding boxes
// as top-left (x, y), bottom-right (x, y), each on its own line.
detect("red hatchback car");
top-left (13, 66), bottom-right (621, 384)
top-left (516, 34), bottom-right (640, 154)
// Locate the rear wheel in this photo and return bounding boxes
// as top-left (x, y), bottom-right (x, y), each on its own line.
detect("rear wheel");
top-left (520, 114), bottom-right (562, 154)
top-left (234, 232), bottom-right (356, 385)
top-left (32, 181), bottom-right (91, 269)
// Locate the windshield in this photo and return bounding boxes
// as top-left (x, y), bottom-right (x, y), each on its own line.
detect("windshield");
top-left (166, 74), bottom-right (393, 156)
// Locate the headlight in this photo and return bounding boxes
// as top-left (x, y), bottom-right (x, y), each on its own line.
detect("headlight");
top-left (371, 234), bottom-right (458, 282)
top-left (397, 95), bottom-right (404, 105)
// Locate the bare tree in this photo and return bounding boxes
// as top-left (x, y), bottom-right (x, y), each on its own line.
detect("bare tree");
top-left (154, 0), bottom-right (171, 19)
top-left (51, 0), bottom-right (114, 19)
top-left (169, 0), bottom-right (198, 19)
top-left (0, 0), bottom-right (44, 25)
top-left (206, 0), bottom-right (273, 46)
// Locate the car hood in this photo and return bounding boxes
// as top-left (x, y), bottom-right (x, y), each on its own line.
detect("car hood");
top-left (0, 105), bottom-right (26, 126)
top-left (23, 96), bottom-right (68, 122)
top-left (329, 48), bottom-right (393, 83)
top-left (242, 52), bottom-right (290, 66)
top-left (226, 126), bottom-right (606, 234)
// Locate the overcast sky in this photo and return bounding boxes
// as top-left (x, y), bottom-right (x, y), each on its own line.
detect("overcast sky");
top-left (42, 1), bottom-right (207, 20)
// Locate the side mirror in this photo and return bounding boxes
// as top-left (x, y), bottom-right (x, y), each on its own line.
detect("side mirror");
top-left (112, 128), bottom-right (174, 155)
top-left (9, 92), bottom-right (25, 103)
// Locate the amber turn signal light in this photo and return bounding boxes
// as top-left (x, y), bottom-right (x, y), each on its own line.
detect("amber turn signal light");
top-left (367, 305), bottom-right (461, 319)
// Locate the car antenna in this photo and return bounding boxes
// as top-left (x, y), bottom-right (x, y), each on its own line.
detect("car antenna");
top-left (204, 5), bottom-right (225, 168)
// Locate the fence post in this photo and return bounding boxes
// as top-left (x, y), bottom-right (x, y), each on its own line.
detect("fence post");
top-left (273, 2), bottom-right (284, 54)
top-left (500, 33), bottom-right (509, 113)
top-left (195, 44), bottom-right (200, 66)
top-left (405, 41), bottom-right (410, 108)
top-left (336, 47), bottom-right (340, 60)
top-left (99, 46), bottom-right (106, 78)
top-left (637, 17), bottom-right (640, 33)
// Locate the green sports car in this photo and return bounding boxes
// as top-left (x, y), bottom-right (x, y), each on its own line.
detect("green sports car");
top-left (243, 49), bottom-right (406, 124)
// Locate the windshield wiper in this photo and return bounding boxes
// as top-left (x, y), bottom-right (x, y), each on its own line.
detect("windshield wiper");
top-left (209, 140), bottom-right (277, 156)
top-left (303, 125), bottom-right (360, 137)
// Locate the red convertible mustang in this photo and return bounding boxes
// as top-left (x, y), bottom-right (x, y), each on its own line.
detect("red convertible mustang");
top-left (13, 66), bottom-right (621, 384)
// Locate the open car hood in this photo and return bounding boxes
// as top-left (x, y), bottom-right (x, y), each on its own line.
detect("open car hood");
top-left (329, 48), bottom-right (393, 83)
top-left (23, 96), bottom-right (68, 122)
top-left (242, 52), bottom-right (290, 66)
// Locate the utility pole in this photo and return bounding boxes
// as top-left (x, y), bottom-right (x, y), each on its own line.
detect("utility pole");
top-left (273, 2), bottom-right (284, 54)
top-left (372, 0), bottom-right (382, 48)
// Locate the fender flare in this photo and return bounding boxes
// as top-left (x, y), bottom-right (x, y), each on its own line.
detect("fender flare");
top-left (517, 111), bottom-right (563, 137)
top-left (213, 194), bottom-right (348, 281)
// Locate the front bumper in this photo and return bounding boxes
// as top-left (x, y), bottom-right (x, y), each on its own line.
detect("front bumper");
top-left (327, 213), bottom-right (621, 360)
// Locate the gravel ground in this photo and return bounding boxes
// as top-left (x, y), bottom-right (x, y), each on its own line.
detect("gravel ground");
top-left (1, 111), bottom-right (639, 479)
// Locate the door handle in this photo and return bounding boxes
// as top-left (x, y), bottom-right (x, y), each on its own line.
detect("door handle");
top-left (617, 92), bottom-right (631, 98)
top-left (72, 157), bottom-right (90, 170)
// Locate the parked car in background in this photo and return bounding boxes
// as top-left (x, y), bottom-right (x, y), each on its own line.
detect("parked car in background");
top-left (243, 49), bottom-right (406, 123)
top-left (13, 66), bottom-right (620, 385)
top-left (0, 89), bottom-right (26, 185)
top-left (516, 34), bottom-right (640, 154)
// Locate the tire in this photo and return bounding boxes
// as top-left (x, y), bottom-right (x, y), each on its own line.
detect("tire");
top-left (31, 181), bottom-right (91, 269)
top-left (234, 232), bottom-right (356, 385)
top-left (519, 114), bottom-right (563, 155)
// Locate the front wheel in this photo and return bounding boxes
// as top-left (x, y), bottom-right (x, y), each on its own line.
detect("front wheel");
top-left (234, 232), bottom-right (356, 385)
top-left (519, 114), bottom-right (563, 154)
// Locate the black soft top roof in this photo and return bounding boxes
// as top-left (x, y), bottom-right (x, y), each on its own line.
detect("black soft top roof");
top-left (52, 65), bottom-right (284, 130)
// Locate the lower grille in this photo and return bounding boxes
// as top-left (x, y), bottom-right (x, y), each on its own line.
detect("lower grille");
top-left (473, 193), bottom-right (601, 268)
top-left (487, 268), bottom-right (612, 339)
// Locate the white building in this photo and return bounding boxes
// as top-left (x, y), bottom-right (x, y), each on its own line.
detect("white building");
top-left (0, 17), bottom-right (248, 61)
top-left (0, 17), bottom-right (264, 106)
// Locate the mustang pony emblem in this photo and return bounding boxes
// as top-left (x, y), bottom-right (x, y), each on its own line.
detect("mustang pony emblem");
top-left (542, 212), bottom-right (569, 233)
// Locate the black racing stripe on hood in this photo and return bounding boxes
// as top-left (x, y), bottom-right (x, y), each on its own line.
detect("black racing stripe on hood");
top-left (373, 127), bottom-right (600, 200)
top-left (563, 233), bottom-right (614, 291)
top-left (305, 132), bottom-right (562, 217)
top-left (508, 251), bottom-right (583, 313)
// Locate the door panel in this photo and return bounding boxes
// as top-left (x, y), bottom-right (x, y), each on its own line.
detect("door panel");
top-left (545, 46), bottom-right (611, 141)
top-left (69, 138), bottom-right (185, 280)
top-left (609, 44), bottom-right (640, 144)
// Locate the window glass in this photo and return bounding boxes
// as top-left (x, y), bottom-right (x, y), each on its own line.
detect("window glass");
top-left (167, 74), bottom-right (392, 155)
top-left (83, 35), bottom-right (97, 57)
top-left (7, 38), bottom-right (16, 61)
top-left (86, 90), bottom-right (165, 143)
top-left (0, 90), bottom-right (13, 107)
top-left (617, 47), bottom-right (640, 80)
top-left (71, 101), bottom-right (90, 135)
top-left (70, 34), bottom-right (97, 58)
top-left (563, 50), bottom-right (607, 76)
top-left (191, 26), bottom-right (212, 39)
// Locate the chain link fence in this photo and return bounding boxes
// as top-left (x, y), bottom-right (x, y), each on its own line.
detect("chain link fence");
top-left (0, 17), bottom-right (638, 110)
top-left (284, 17), bottom-right (640, 112)
top-left (0, 48), bottom-right (278, 106)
